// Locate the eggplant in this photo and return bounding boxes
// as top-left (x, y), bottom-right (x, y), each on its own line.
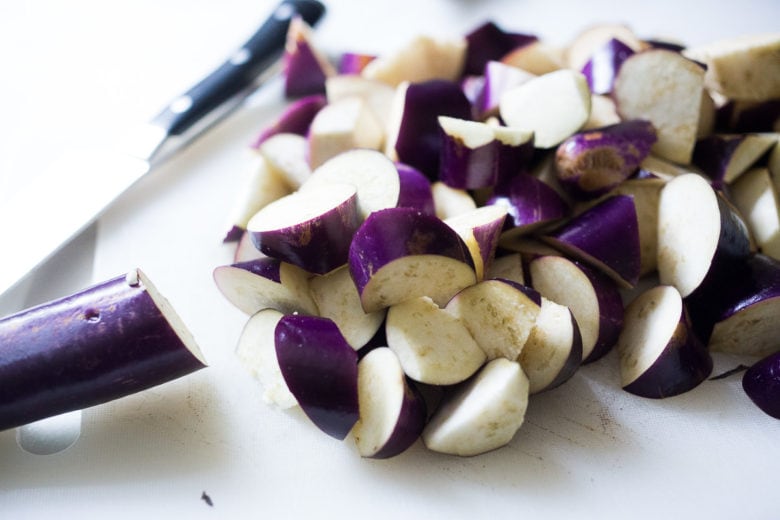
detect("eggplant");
top-left (445, 279), bottom-right (542, 361)
top-left (554, 119), bottom-right (657, 200)
top-left (256, 133), bottom-right (312, 190)
top-left (222, 154), bottom-right (292, 243)
top-left (696, 253), bottom-right (780, 357)
top-left (743, 351), bottom-right (780, 420)
top-left (337, 52), bottom-right (375, 74)
top-left (716, 99), bottom-right (780, 133)
top-left (499, 69), bottom-right (592, 149)
top-left (613, 49), bottom-right (706, 164)
top-left (386, 296), bottom-right (486, 385)
top-left (437, 116), bottom-right (501, 189)
top-left (0, 270), bottom-right (206, 432)
top-left (682, 33), bottom-right (780, 102)
top-left (324, 74), bottom-right (395, 129)
top-left (283, 16), bottom-right (334, 98)
top-left (275, 315), bottom-right (359, 440)
top-left (463, 20), bottom-right (537, 76)
top-left (306, 97), bottom-right (384, 168)
top-left (444, 205), bottom-right (508, 281)
top-left (731, 167), bottom-right (780, 259)
top-left (692, 133), bottom-right (776, 183)
top-left (348, 207), bottom-right (476, 313)
top-left (543, 194), bottom-right (641, 288)
top-left (248, 183), bottom-right (361, 275)
top-left (301, 148), bottom-right (400, 220)
top-left (422, 357), bottom-right (529, 457)
top-left (500, 40), bottom-right (565, 76)
top-left (362, 35), bottom-right (467, 87)
top-left (352, 347), bottom-right (427, 458)
top-left (250, 94), bottom-right (327, 149)
top-left (431, 181), bottom-right (477, 220)
top-left (486, 252), bottom-right (525, 285)
top-left (309, 265), bottom-right (386, 351)
top-left (475, 60), bottom-right (535, 119)
top-left (212, 257), bottom-right (318, 316)
top-left (657, 173), bottom-right (752, 299)
top-left (385, 79), bottom-right (473, 178)
top-left (519, 297), bottom-right (583, 394)
top-left (528, 255), bottom-right (624, 363)
top-left (565, 23), bottom-right (644, 72)
top-left (396, 162), bottom-right (436, 216)
top-left (581, 37), bottom-right (635, 95)
top-left (489, 173), bottom-right (570, 240)
top-left (617, 285), bottom-right (712, 399)
top-left (235, 309), bottom-right (297, 409)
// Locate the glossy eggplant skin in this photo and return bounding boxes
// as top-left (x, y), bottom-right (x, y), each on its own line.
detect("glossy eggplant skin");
top-left (581, 37), bottom-right (636, 95)
top-left (275, 315), bottom-right (359, 440)
top-left (0, 271), bottom-right (206, 432)
top-left (743, 351), bottom-right (780, 419)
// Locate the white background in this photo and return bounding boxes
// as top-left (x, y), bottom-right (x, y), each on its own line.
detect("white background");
top-left (1, 0), bottom-right (779, 518)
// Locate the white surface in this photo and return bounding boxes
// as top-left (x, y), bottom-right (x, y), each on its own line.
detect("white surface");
top-left (1, 0), bottom-right (780, 518)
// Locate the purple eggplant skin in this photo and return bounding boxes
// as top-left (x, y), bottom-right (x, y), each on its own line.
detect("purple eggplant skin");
top-left (547, 310), bottom-right (584, 391)
top-left (0, 270), bottom-right (206, 432)
top-left (438, 129), bottom-right (499, 190)
top-left (231, 257), bottom-right (283, 282)
top-left (691, 134), bottom-right (745, 182)
top-left (682, 196), bottom-right (754, 343)
top-left (488, 173), bottom-right (570, 235)
top-left (337, 52), bottom-right (375, 74)
top-left (555, 119), bottom-right (657, 200)
top-left (348, 207), bottom-right (475, 298)
top-left (396, 163), bottom-right (436, 216)
top-left (494, 130), bottom-right (535, 186)
top-left (463, 21), bottom-right (538, 76)
top-left (578, 261), bottom-right (625, 364)
top-left (249, 190), bottom-right (361, 275)
top-left (688, 254), bottom-right (780, 351)
top-left (251, 94), bottom-right (327, 149)
top-left (391, 80), bottom-right (473, 180)
top-left (743, 351), bottom-right (780, 419)
top-left (284, 31), bottom-right (330, 98)
top-left (716, 99), bottom-right (780, 133)
top-left (581, 38), bottom-right (636, 95)
top-left (543, 194), bottom-right (641, 288)
top-left (370, 376), bottom-right (428, 459)
top-left (644, 39), bottom-right (686, 53)
top-left (275, 315), bottom-right (359, 440)
top-left (623, 304), bottom-right (713, 399)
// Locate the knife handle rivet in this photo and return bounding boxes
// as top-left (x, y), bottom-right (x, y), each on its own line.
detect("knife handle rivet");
top-left (273, 2), bottom-right (295, 21)
top-left (229, 47), bottom-right (252, 66)
top-left (169, 95), bottom-right (193, 114)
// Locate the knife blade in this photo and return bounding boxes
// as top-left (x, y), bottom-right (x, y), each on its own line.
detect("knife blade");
top-left (0, 0), bottom-right (325, 301)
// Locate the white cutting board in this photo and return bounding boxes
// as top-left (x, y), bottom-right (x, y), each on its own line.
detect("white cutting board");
top-left (2, 0), bottom-right (779, 518)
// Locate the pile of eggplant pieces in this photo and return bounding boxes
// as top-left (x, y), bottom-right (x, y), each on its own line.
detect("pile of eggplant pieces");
top-left (215, 17), bottom-right (780, 458)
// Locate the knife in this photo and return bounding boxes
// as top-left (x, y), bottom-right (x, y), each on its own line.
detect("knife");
top-left (0, 0), bottom-right (325, 301)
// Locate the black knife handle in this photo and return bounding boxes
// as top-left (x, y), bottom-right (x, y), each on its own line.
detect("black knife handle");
top-left (151, 0), bottom-right (325, 136)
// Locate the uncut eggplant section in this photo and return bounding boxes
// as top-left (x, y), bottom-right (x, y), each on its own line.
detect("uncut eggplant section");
top-left (218, 17), bottom-right (780, 457)
top-left (0, 269), bottom-right (206, 432)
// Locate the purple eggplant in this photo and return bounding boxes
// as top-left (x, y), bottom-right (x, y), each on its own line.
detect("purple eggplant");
top-left (463, 21), bottom-right (538, 76)
top-left (250, 94), bottom-right (327, 148)
top-left (348, 207), bottom-right (476, 313)
top-left (581, 37), bottom-right (636, 95)
top-left (275, 315), bottom-right (359, 440)
top-left (692, 133), bottom-right (777, 183)
top-left (337, 52), bottom-right (375, 74)
top-left (0, 270), bottom-right (206, 432)
top-left (476, 60), bottom-right (535, 119)
top-left (555, 119), bottom-right (657, 200)
top-left (438, 116), bottom-right (500, 189)
top-left (283, 16), bottom-right (334, 98)
top-left (488, 173), bottom-right (570, 239)
top-left (385, 80), bottom-right (473, 179)
top-left (542, 194), bottom-right (641, 288)
top-left (618, 285), bottom-right (712, 399)
top-left (743, 351), bottom-right (780, 419)
top-left (396, 162), bottom-right (436, 216)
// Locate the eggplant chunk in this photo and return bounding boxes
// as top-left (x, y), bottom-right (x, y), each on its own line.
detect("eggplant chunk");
top-left (250, 94), bottom-right (327, 149)
top-left (275, 315), bottom-right (359, 440)
top-left (618, 285), bottom-right (712, 399)
top-left (309, 265), bottom-right (386, 351)
top-left (396, 162), bottom-right (436, 216)
top-left (236, 309), bottom-right (297, 409)
top-left (444, 205), bottom-right (507, 281)
top-left (348, 207), bottom-right (477, 313)
top-left (742, 351), bottom-right (780, 419)
top-left (248, 183), bottom-right (361, 275)
top-left (422, 358), bottom-right (530, 457)
top-left (386, 296), bottom-right (486, 385)
top-left (445, 279), bottom-right (541, 361)
top-left (692, 133), bottom-right (777, 184)
top-left (283, 16), bottom-right (335, 98)
top-left (581, 37), bottom-right (636, 95)
top-left (520, 297), bottom-right (583, 394)
top-left (543, 194), bottom-right (641, 288)
top-left (0, 270), bottom-right (206, 432)
top-left (352, 347), bottom-right (427, 458)
top-left (657, 173), bottom-right (751, 298)
top-left (212, 257), bottom-right (318, 316)
top-left (528, 255), bottom-right (623, 363)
